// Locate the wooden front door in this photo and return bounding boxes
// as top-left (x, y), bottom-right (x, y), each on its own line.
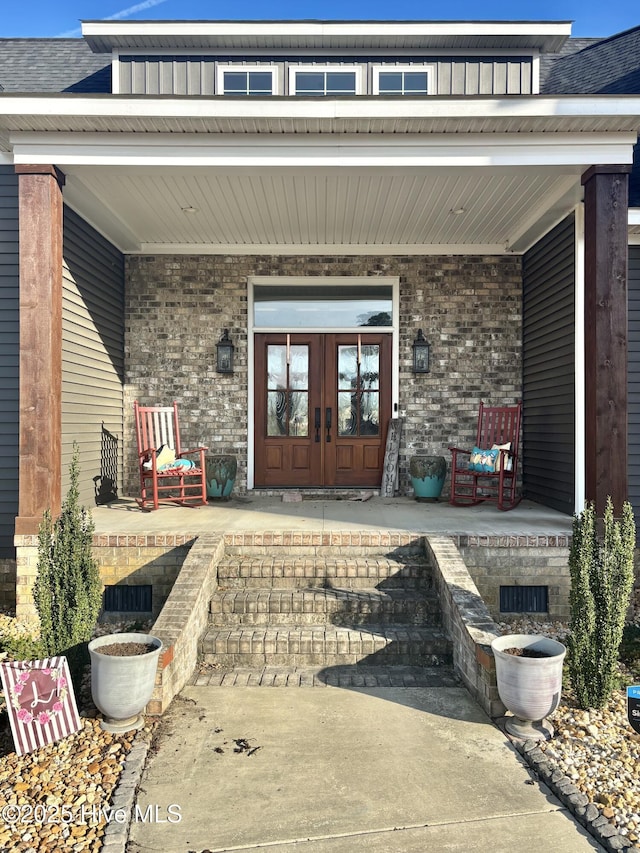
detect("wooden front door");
top-left (254, 333), bottom-right (392, 488)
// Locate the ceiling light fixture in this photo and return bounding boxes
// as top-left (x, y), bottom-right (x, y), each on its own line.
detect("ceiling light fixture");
top-left (181, 205), bottom-right (199, 214)
top-left (450, 206), bottom-right (465, 215)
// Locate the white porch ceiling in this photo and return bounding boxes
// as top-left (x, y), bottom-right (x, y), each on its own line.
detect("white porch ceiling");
top-left (62, 164), bottom-right (582, 254)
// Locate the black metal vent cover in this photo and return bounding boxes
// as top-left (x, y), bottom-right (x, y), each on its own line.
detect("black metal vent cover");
top-left (499, 585), bottom-right (548, 613)
top-left (103, 584), bottom-right (152, 613)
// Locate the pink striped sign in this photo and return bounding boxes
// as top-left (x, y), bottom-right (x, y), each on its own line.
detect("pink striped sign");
top-left (0, 657), bottom-right (81, 756)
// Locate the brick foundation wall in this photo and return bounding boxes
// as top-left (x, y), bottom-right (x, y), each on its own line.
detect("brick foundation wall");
top-left (94, 541), bottom-right (193, 619)
top-left (459, 545), bottom-right (571, 622)
top-left (14, 536), bottom-right (192, 619)
top-left (124, 254), bottom-right (522, 496)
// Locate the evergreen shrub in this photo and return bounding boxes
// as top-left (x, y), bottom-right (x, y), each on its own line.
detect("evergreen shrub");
top-left (568, 497), bottom-right (636, 709)
top-left (33, 445), bottom-right (102, 680)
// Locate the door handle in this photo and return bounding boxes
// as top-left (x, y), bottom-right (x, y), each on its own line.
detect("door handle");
top-left (314, 408), bottom-right (321, 443)
top-left (325, 407), bottom-right (332, 442)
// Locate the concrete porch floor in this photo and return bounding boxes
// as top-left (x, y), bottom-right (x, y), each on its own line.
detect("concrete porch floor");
top-left (91, 495), bottom-right (573, 538)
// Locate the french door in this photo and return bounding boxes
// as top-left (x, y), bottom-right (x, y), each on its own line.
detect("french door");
top-left (254, 332), bottom-right (392, 488)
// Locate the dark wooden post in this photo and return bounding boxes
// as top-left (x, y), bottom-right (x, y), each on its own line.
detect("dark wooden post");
top-left (15, 165), bottom-right (65, 535)
top-left (581, 165), bottom-right (631, 516)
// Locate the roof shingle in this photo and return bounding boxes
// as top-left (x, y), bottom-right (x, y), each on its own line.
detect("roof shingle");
top-left (0, 39), bottom-right (110, 93)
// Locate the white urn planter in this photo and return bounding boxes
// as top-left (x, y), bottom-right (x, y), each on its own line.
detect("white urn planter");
top-left (491, 634), bottom-right (566, 741)
top-left (88, 632), bottom-right (162, 733)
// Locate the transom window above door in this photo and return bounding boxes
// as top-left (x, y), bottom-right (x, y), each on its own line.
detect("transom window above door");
top-left (217, 66), bottom-right (276, 95)
top-left (289, 66), bottom-right (363, 96)
top-left (253, 283), bottom-right (393, 329)
top-left (373, 66), bottom-right (434, 95)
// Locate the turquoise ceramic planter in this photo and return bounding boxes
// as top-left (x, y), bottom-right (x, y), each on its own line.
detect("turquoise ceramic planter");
top-left (205, 454), bottom-right (237, 499)
top-left (410, 455), bottom-right (446, 501)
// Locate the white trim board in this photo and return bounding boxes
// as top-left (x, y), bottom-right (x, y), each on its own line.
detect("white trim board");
top-left (11, 132), bottom-right (636, 168)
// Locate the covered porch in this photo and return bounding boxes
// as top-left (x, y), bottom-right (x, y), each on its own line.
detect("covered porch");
top-left (6, 92), bottom-right (639, 548)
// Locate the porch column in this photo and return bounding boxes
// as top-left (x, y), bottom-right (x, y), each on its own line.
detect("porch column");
top-left (581, 164), bottom-right (631, 516)
top-left (15, 165), bottom-right (65, 535)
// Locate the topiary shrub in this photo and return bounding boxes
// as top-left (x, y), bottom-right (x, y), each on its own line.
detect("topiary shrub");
top-left (33, 444), bottom-right (103, 682)
top-left (568, 497), bottom-right (636, 709)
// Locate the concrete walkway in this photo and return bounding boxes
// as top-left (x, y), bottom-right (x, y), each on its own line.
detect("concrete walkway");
top-left (128, 685), bottom-right (602, 853)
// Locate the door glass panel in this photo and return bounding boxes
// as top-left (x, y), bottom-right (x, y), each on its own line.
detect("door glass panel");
top-left (289, 392), bottom-right (308, 435)
top-left (360, 392), bottom-right (380, 435)
top-left (289, 346), bottom-right (309, 390)
top-left (267, 346), bottom-right (287, 390)
top-left (266, 344), bottom-right (309, 436)
top-left (338, 391), bottom-right (357, 436)
top-left (360, 345), bottom-right (380, 390)
top-left (267, 390), bottom-right (288, 435)
top-left (336, 343), bottom-right (381, 436)
top-left (338, 346), bottom-right (358, 389)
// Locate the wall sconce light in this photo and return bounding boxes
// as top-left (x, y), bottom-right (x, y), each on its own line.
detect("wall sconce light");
top-left (216, 329), bottom-right (234, 374)
top-left (412, 329), bottom-right (430, 374)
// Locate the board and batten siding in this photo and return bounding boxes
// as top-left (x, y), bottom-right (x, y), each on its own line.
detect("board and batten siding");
top-left (628, 246), bottom-right (640, 518)
top-left (522, 214), bottom-right (576, 514)
top-left (118, 54), bottom-right (533, 96)
top-left (62, 208), bottom-right (125, 509)
top-left (0, 166), bottom-right (19, 557)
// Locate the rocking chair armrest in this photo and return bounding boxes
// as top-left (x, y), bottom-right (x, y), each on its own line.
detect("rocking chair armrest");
top-left (448, 446), bottom-right (471, 456)
top-left (139, 447), bottom-right (160, 459)
top-left (177, 446), bottom-right (208, 457)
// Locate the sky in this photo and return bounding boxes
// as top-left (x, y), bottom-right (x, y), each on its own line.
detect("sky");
top-left (1, 0), bottom-right (639, 40)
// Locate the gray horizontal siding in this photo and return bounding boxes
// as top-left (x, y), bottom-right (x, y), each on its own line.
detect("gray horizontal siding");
top-left (628, 247), bottom-right (640, 517)
top-left (62, 208), bottom-right (125, 508)
top-left (0, 167), bottom-right (19, 557)
top-left (522, 214), bottom-right (575, 514)
top-left (119, 54), bottom-right (533, 95)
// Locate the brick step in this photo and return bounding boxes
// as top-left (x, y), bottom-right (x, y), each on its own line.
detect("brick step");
top-left (223, 542), bottom-right (426, 557)
top-left (216, 556), bottom-right (432, 590)
top-left (199, 625), bottom-right (452, 667)
top-left (194, 664), bottom-right (460, 689)
top-left (210, 587), bottom-right (440, 627)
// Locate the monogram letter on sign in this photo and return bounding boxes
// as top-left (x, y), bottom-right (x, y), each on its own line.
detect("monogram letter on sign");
top-left (0, 657), bottom-right (81, 755)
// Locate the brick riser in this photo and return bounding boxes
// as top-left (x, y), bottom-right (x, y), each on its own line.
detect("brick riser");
top-left (211, 588), bottom-right (440, 627)
top-left (201, 552), bottom-right (453, 672)
top-left (199, 625), bottom-right (450, 667)
top-left (217, 557), bottom-right (429, 589)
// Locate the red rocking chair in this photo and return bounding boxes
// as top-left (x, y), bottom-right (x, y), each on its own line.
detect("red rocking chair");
top-left (134, 400), bottom-right (208, 510)
top-left (448, 400), bottom-right (522, 511)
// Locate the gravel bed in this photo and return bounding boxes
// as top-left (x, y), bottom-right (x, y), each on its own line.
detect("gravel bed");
top-left (0, 618), bottom-right (155, 853)
top-left (498, 617), bottom-right (640, 853)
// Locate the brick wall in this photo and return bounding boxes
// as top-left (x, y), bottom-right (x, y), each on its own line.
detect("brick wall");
top-left (460, 545), bottom-right (571, 621)
top-left (425, 536), bottom-right (503, 717)
top-left (124, 254), bottom-right (523, 496)
top-left (14, 535), bottom-right (192, 619)
top-left (149, 534), bottom-right (225, 714)
top-left (95, 542), bottom-right (192, 619)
